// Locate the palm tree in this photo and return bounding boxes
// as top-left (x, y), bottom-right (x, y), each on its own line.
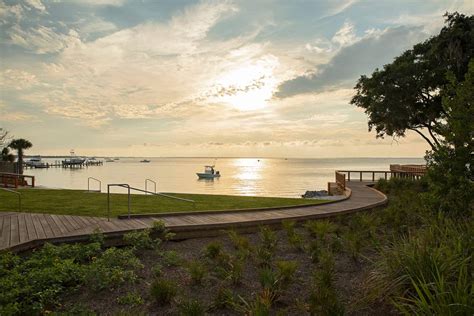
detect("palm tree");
top-left (8, 138), bottom-right (33, 174)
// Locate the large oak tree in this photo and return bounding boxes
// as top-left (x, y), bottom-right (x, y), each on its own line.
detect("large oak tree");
top-left (351, 13), bottom-right (473, 150)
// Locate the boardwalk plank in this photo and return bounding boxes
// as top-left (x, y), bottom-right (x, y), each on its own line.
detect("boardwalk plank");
top-left (18, 213), bottom-right (29, 244)
top-left (45, 215), bottom-right (62, 237)
top-left (24, 213), bottom-right (37, 240)
top-left (0, 215), bottom-right (11, 248)
top-left (38, 214), bottom-right (54, 238)
top-left (50, 215), bottom-right (69, 235)
top-left (10, 214), bottom-right (19, 246)
top-left (32, 214), bottom-right (47, 239)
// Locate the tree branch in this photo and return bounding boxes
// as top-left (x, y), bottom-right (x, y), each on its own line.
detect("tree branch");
top-left (409, 128), bottom-right (435, 150)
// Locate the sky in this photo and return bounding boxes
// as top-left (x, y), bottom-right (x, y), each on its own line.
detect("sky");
top-left (0, 0), bottom-right (472, 158)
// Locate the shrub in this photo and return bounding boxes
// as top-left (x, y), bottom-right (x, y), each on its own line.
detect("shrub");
top-left (178, 299), bottom-right (206, 316)
top-left (187, 260), bottom-right (207, 285)
top-left (152, 220), bottom-right (175, 240)
top-left (203, 241), bottom-right (222, 259)
top-left (162, 250), bottom-right (183, 267)
top-left (89, 228), bottom-right (105, 246)
top-left (152, 263), bottom-right (163, 278)
top-left (150, 278), bottom-right (178, 305)
top-left (117, 292), bottom-right (144, 306)
top-left (85, 247), bottom-right (143, 291)
top-left (123, 229), bottom-right (156, 250)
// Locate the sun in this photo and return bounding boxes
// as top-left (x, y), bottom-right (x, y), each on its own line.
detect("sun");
top-left (211, 57), bottom-right (279, 111)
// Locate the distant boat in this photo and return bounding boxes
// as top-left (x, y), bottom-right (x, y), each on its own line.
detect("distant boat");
top-left (105, 158), bottom-right (114, 162)
top-left (197, 165), bottom-right (221, 179)
top-left (114, 158), bottom-right (120, 161)
top-left (25, 156), bottom-right (48, 168)
top-left (63, 150), bottom-right (86, 165)
top-left (140, 159), bottom-right (151, 163)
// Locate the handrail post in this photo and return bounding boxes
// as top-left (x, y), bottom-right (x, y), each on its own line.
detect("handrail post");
top-left (128, 185), bottom-right (131, 219)
top-left (107, 185), bottom-right (110, 221)
top-left (360, 171), bottom-right (362, 182)
top-left (145, 179), bottom-right (157, 194)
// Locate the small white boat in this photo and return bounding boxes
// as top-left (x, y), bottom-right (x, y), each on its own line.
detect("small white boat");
top-left (25, 156), bottom-right (48, 168)
top-left (196, 165), bottom-right (221, 179)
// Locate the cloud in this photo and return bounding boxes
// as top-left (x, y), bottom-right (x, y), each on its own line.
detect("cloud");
top-left (275, 25), bottom-right (425, 98)
top-left (24, 0), bottom-right (45, 12)
top-left (8, 25), bottom-right (80, 54)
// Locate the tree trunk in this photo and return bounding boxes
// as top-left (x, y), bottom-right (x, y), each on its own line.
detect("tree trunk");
top-left (18, 149), bottom-right (23, 175)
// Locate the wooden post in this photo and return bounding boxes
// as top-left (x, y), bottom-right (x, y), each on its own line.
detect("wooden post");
top-left (360, 171), bottom-right (362, 181)
top-left (372, 172), bottom-right (375, 181)
top-left (348, 172), bottom-right (350, 181)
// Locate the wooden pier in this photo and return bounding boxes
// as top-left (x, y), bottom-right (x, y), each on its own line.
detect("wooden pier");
top-left (24, 160), bottom-right (103, 169)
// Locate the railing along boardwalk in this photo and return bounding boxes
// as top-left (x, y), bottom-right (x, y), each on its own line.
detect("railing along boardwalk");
top-left (0, 173), bottom-right (35, 188)
top-left (0, 182), bottom-right (387, 253)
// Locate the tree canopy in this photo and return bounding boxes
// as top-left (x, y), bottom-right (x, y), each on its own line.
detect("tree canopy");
top-left (8, 138), bottom-right (33, 174)
top-left (351, 13), bottom-right (474, 150)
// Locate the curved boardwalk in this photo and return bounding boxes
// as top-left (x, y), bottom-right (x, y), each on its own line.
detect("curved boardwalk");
top-left (0, 182), bottom-right (386, 252)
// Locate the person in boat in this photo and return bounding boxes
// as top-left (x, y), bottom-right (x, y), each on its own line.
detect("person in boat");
top-left (211, 167), bottom-right (214, 175)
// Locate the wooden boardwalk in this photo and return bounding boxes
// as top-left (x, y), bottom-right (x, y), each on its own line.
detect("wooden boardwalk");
top-left (0, 182), bottom-right (386, 252)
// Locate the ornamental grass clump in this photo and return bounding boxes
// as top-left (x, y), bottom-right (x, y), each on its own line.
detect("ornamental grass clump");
top-left (178, 299), bottom-right (207, 316)
top-left (259, 226), bottom-right (277, 253)
top-left (162, 250), bottom-right (183, 267)
top-left (150, 278), bottom-right (178, 305)
top-left (363, 216), bottom-right (473, 315)
top-left (227, 230), bottom-right (252, 259)
top-left (187, 259), bottom-right (207, 285)
top-left (282, 220), bottom-right (304, 251)
top-left (203, 241), bottom-right (223, 259)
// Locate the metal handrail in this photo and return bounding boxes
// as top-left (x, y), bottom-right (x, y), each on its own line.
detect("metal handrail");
top-left (107, 183), bottom-right (195, 220)
top-left (0, 187), bottom-right (21, 212)
top-left (145, 179), bottom-right (156, 194)
top-left (87, 177), bottom-right (102, 192)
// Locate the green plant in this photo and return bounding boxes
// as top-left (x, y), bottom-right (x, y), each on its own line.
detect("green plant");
top-left (85, 247), bottom-right (143, 291)
top-left (343, 230), bottom-right (363, 262)
top-left (152, 220), bottom-right (175, 240)
top-left (227, 230), bottom-right (252, 258)
top-left (282, 220), bottom-right (296, 235)
top-left (89, 228), bottom-right (105, 246)
top-left (259, 226), bottom-right (277, 252)
top-left (304, 220), bottom-right (337, 240)
top-left (152, 263), bottom-right (163, 278)
top-left (211, 287), bottom-right (235, 310)
top-left (178, 299), bottom-right (207, 316)
top-left (117, 292), bottom-right (144, 306)
top-left (162, 250), bottom-right (183, 267)
top-left (256, 246), bottom-right (273, 267)
top-left (150, 278), bottom-right (178, 305)
top-left (187, 260), bottom-right (207, 285)
top-left (123, 229), bottom-right (156, 250)
top-left (307, 239), bottom-right (321, 264)
top-left (276, 260), bottom-right (298, 286)
top-left (259, 266), bottom-right (278, 291)
top-left (203, 241), bottom-right (222, 259)
top-left (364, 216), bottom-right (473, 314)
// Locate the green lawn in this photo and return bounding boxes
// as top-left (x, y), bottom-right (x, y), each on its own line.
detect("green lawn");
top-left (0, 188), bottom-right (328, 218)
